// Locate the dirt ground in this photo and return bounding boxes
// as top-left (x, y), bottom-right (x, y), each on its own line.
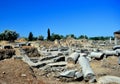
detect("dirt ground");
top-left (0, 40), bottom-right (120, 84)
top-left (0, 55), bottom-right (120, 84)
top-left (0, 59), bottom-right (45, 84)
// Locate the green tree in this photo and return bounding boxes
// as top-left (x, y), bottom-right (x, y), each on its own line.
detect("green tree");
top-left (0, 30), bottom-right (19, 42)
top-left (47, 28), bottom-right (51, 40)
top-left (38, 35), bottom-right (44, 41)
top-left (65, 34), bottom-right (76, 39)
top-left (28, 32), bottom-right (34, 41)
top-left (51, 33), bottom-right (62, 41)
top-left (0, 33), bottom-right (3, 40)
top-left (33, 37), bottom-right (38, 41)
top-left (89, 36), bottom-right (111, 40)
top-left (78, 35), bottom-right (88, 39)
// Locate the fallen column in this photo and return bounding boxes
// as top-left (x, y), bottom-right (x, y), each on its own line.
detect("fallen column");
top-left (22, 55), bottom-right (47, 68)
top-left (113, 45), bottom-right (120, 50)
top-left (98, 75), bottom-right (120, 84)
top-left (59, 70), bottom-right (83, 79)
top-left (78, 56), bottom-right (96, 83)
top-left (103, 50), bottom-right (118, 57)
top-left (47, 62), bottom-right (67, 67)
top-left (89, 52), bottom-right (104, 60)
top-left (115, 49), bottom-right (120, 55)
top-left (67, 52), bottom-right (80, 64)
top-left (40, 55), bottom-right (59, 61)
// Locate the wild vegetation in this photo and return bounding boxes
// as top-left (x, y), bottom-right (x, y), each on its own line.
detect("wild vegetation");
top-left (0, 29), bottom-right (114, 42)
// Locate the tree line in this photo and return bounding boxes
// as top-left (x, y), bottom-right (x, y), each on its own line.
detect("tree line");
top-left (0, 29), bottom-right (114, 42)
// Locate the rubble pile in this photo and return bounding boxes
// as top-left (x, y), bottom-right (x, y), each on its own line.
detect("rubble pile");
top-left (12, 39), bottom-right (120, 84)
top-left (1, 38), bottom-right (120, 84)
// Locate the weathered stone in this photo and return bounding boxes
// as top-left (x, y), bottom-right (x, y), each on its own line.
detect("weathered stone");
top-left (67, 52), bottom-right (80, 64)
top-left (89, 52), bottom-right (104, 60)
top-left (21, 74), bottom-right (26, 77)
top-left (53, 56), bottom-right (65, 62)
top-left (74, 72), bottom-right (83, 79)
top-left (63, 51), bottom-right (69, 56)
top-left (59, 47), bottom-right (69, 51)
top-left (113, 45), bottom-right (120, 50)
top-left (39, 51), bottom-right (51, 56)
top-left (103, 50), bottom-right (118, 56)
top-left (30, 57), bottom-right (40, 63)
top-left (78, 56), bottom-right (96, 82)
top-left (75, 50), bottom-right (81, 53)
top-left (21, 55), bottom-right (48, 68)
top-left (49, 47), bottom-right (58, 51)
top-left (51, 51), bottom-right (63, 56)
top-left (13, 56), bottom-right (23, 60)
top-left (40, 55), bottom-right (58, 61)
top-left (59, 70), bottom-right (77, 78)
top-left (47, 62), bottom-right (67, 67)
top-left (115, 49), bottom-right (120, 55)
top-left (98, 75), bottom-right (120, 84)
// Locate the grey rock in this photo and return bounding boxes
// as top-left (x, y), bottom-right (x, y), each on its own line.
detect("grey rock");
top-left (75, 72), bottom-right (83, 79)
top-left (59, 70), bottom-right (77, 78)
top-left (47, 62), bottom-right (67, 67)
top-left (40, 55), bottom-right (58, 61)
top-left (78, 56), bottom-right (96, 82)
top-left (53, 56), bottom-right (65, 62)
top-left (67, 52), bottom-right (80, 64)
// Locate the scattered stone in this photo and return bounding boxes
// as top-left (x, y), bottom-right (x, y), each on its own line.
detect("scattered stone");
top-left (49, 47), bottom-right (58, 51)
top-left (40, 55), bottom-right (58, 61)
top-left (89, 52), bottom-right (104, 60)
top-left (74, 71), bottom-right (83, 79)
top-left (98, 75), bottom-right (120, 84)
top-left (113, 45), bottom-right (120, 50)
top-left (47, 62), bottom-right (67, 67)
top-left (59, 70), bottom-right (77, 78)
top-left (103, 50), bottom-right (118, 56)
top-left (21, 74), bottom-right (26, 77)
top-left (53, 56), bottom-right (65, 62)
top-left (59, 47), bottom-right (69, 51)
top-left (78, 56), bottom-right (96, 83)
top-left (67, 52), bottom-right (80, 64)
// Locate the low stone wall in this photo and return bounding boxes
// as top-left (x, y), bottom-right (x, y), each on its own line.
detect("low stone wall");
top-left (0, 49), bottom-right (15, 60)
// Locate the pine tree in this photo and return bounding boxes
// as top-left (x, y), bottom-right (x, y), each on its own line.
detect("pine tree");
top-left (28, 32), bottom-right (33, 41)
top-left (47, 28), bottom-right (51, 40)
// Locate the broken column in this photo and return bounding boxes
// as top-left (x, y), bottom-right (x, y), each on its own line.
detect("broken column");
top-left (98, 75), bottom-right (120, 84)
top-left (113, 45), bottom-right (120, 50)
top-left (115, 49), bottom-right (120, 65)
top-left (89, 52), bottom-right (104, 60)
top-left (114, 37), bottom-right (117, 45)
top-left (67, 52), bottom-right (80, 64)
top-left (59, 70), bottom-right (83, 79)
top-left (103, 50), bottom-right (118, 57)
top-left (78, 56), bottom-right (96, 83)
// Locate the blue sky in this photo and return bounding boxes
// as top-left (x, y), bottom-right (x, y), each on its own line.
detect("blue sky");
top-left (0, 0), bottom-right (120, 38)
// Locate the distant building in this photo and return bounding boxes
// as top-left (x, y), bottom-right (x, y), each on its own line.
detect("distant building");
top-left (114, 30), bottom-right (120, 45)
